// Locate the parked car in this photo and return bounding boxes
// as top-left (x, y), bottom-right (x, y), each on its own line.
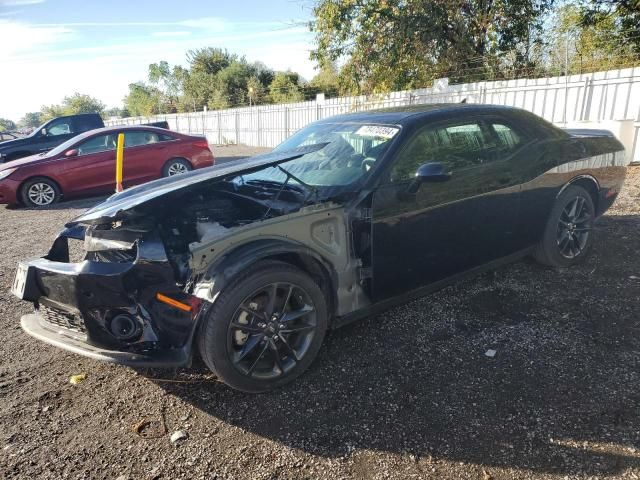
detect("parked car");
top-left (12, 104), bottom-right (628, 392)
top-left (0, 131), bottom-right (21, 142)
top-left (0, 125), bottom-right (214, 206)
top-left (0, 113), bottom-right (105, 162)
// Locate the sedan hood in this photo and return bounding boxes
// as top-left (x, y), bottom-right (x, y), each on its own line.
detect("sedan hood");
top-left (0, 152), bottom-right (48, 170)
top-left (73, 143), bottom-right (327, 224)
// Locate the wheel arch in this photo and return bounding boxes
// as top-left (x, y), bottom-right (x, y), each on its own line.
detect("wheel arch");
top-left (557, 175), bottom-right (599, 213)
top-left (193, 239), bottom-right (339, 322)
top-left (19, 175), bottom-right (63, 200)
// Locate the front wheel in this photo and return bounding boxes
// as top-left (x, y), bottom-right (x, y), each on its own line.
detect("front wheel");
top-left (20, 177), bottom-right (60, 207)
top-left (197, 261), bottom-right (328, 393)
top-left (534, 185), bottom-right (595, 268)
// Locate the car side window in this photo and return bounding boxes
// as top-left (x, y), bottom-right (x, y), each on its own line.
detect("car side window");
top-left (124, 131), bottom-right (166, 147)
top-left (77, 134), bottom-right (117, 155)
top-left (45, 119), bottom-right (74, 137)
top-left (390, 121), bottom-right (496, 182)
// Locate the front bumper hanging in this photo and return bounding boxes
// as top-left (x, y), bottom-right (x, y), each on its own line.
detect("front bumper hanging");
top-left (15, 227), bottom-right (199, 367)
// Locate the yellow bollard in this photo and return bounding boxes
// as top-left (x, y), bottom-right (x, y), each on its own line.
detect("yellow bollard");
top-left (115, 133), bottom-right (124, 193)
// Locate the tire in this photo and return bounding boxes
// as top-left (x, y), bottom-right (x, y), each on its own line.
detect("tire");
top-left (162, 158), bottom-right (192, 177)
top-left (534, 185), bottom-right (595, 268)
top-left (20, 177), bottom-right (61, 207)
top-left (197, 261), bottom-right (328, 393)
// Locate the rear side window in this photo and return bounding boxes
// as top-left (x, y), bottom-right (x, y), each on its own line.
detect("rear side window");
top-left (491, 123), bottom-right (523, 149)
top-left (124, 131), bottom-right (172, 147)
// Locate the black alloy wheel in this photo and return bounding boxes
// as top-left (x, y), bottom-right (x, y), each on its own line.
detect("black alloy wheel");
top-left (534, 184), bottom-right (595, 267)
top-left (198, 261), bottom-right (328, 392)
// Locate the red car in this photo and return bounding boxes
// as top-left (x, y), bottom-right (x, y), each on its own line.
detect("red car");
top-left (0, 126), bottom-right (214, 207)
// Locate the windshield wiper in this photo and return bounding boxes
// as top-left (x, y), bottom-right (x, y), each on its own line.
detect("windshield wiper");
top-left (259, 166), bottom-right (320, 219)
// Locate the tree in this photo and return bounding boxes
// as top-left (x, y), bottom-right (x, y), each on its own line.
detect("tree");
top-left (40, 93), bottom-right (105, 122)
top-left (0, 118), bottom-right (16, 132)
top-left (123, 82), bottom-right (160, 116)
top-left (309, 62), bottom-right (340, 97)
top-left (148, 61), bottom-right (188, 112)
top-left (311, 0), bottom-right (554, 93)
top-left (581, 0), bottom-right (640, 53)
top-left (268, 72), bottom-right (305, 104)
top-left (18, 112), bottom-right (42, 128)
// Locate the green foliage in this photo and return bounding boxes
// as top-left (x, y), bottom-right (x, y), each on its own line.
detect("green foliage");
top-left (123, 82), bottom-right (161, 117)
top-left (148, 61), bottom-right (188, 113)
top-left (309, 62), bottom-right (340, 97)
top-left (0, 118), bottom-right (16, 132)
top-left (581, 0), bottom-right (640, 53)
top-left (18, 112), bottom-right (41, 129)
top-left (268, 72), bottom-right (305, 104)
top-left (311, 0), bottom-right (554, 93)
top-left (40, 93), bottom-right (105, 122)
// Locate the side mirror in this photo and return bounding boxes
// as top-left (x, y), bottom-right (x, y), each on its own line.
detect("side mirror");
top-left (64, 149), bottom-right (78, 157)
top-left (416, 162), bottom-right (451, 183)
top-left (40, 128), bottom-right (47, 137)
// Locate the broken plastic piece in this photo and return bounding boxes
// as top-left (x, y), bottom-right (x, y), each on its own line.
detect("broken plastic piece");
top-left (484, 349), bottom-right (497, 358)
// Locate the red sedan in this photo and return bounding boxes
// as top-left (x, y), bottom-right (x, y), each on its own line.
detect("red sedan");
top-left (0, 126), bottom-right (214, 207)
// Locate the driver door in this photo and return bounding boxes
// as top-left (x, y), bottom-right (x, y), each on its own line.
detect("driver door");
top-left (369, 119), bottom-right (521, 301)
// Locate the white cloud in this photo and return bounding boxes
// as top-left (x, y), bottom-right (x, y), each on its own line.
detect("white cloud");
top-left (0, 0), bottom-right (45, 6)
top-left (0, 19), bottom-right (316, 121)
top-left (0, 20), bottom-right (72, 57)
top-left (151, 31), bottom-right (192, 38)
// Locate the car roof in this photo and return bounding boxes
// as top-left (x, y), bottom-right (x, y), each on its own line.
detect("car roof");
top-left (82, 125), bottom-right (175, 136)
top-left (315, 103), bottom-right (522, 125)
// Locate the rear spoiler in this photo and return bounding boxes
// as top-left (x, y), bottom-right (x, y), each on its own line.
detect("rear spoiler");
top-left (563, 128), bottom-right (615, 138)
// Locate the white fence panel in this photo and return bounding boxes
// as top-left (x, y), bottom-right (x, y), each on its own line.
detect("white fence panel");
top-left (106, 66), bottom-right (640, 161)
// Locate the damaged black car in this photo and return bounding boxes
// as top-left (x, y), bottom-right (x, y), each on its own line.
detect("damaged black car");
top-left (13, 104), bottom-right (628, 392)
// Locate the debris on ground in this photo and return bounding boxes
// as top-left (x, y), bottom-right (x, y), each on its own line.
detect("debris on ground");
top-left (484, 349), bottom-right (497, 358)
top-left (69, 373), bottom-right (87, 385)
top-left (170, 430), bottom-right (188, 444)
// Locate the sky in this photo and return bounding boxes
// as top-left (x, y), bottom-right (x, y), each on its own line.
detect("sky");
top-left (0, 0), bottom-right (317, 122)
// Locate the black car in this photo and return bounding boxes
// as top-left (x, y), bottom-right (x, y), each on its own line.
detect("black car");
top-left (0, 113), bottom-right (105, 163)
top-left (13, 104), bottom-right (627, 392)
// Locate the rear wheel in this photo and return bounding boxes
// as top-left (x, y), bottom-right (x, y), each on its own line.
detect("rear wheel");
top-left (534, 185), bottom-right (595, 268)
top-left (162, 158), bottom-right (192, 177)
top-left (197, 261), bottom-right (328, 393)
top-left (20, 177), bottom-right (60, 207)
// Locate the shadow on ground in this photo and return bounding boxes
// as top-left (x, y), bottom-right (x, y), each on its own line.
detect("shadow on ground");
top-left (154, 214), bottom-right (640, 476)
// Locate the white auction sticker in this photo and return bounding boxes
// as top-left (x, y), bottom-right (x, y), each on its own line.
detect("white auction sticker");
top-left (355, 125), bottom-right (399, 139)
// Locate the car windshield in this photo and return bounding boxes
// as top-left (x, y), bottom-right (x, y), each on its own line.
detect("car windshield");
top-left (238, 122), bottom-right (399, 193)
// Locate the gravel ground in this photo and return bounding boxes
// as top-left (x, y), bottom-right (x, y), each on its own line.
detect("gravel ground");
top-left (0, 147), bottom-right (638, 480)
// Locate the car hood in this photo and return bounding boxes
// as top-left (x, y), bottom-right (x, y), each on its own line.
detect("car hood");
top-left (0, 152), bottom-right (49, 169)
top-left (72, 143), bottom-right (327, 225)
top-left (0, 134), bottom-right (36, 152)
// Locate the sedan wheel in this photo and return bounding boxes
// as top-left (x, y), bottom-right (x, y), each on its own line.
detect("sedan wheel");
top-left (198, 261), bottom-right (328, 392)
top-left (163, 159), bottom-right (192, 177)
top-left (534, 185), bottom-right (595, 267)
top-left (20, 177), bottom-right (60, 207)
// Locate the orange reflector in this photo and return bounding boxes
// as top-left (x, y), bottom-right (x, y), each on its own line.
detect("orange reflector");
top-left (156, 293), bottom-right (192, 312)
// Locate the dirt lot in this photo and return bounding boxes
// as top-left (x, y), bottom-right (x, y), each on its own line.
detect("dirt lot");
top-left (0, 147), bottom-right (639, 480)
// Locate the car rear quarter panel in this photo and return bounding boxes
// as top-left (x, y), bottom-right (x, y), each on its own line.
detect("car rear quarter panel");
top-left (518, 134), bottom-right (626, 245)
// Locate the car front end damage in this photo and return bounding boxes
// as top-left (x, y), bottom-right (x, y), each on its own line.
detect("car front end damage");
top-left (16, 224), bottom-right (201, 367)
top-left (13, 143), bottom-right (371, 368)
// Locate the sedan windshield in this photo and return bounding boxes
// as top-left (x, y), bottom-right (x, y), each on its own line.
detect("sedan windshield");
top-left (239, 122), bottom-right (399, 193)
